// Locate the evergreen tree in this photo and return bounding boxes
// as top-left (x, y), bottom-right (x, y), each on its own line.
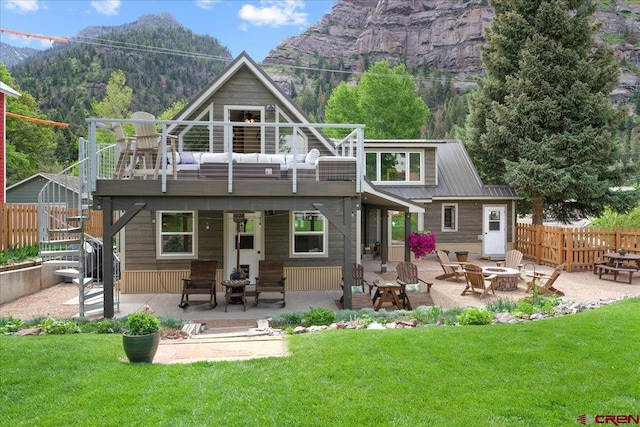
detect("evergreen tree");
top-left (467, 0), bottom-right (637, 224)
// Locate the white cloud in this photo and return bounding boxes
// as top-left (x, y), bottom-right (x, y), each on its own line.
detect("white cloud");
top-left (91, 0), bottom-right (121, 16)
top-left (238, 0), bottom-right (308, 28)
top-left (4, 0), bottom-right (40, 13)
top-left (195, 0), bottom-right (221, 10)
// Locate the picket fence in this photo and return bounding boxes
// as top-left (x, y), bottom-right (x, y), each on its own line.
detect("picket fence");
top-left (515, 223), bottom-right (640, 272)
top-left (0, 203), bottom-right (103, 251)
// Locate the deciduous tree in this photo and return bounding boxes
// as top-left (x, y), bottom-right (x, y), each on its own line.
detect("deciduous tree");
top-left (324, 60), bottom-right (429, 139)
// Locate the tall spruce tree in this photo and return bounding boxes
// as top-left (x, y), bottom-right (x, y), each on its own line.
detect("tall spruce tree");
top-left (467, 0), bottom-right (637, 224)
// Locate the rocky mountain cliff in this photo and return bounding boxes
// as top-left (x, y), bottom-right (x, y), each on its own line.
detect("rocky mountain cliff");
top-left (265, 0), bottom-right (640, 101)
top-left (0, 42), bottom-right (38, 67)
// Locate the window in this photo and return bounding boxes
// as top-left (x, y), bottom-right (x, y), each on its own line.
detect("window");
top-left (157, 211), bottom-right (197, 259)
top-left (365, 151), bottom-right (422, 183)
top-left (290, 211), bottom-right (327, 257)
top-left (442, 204), bottom-right (458, 232)
top-left (391, 211), bottom-right (418, 244)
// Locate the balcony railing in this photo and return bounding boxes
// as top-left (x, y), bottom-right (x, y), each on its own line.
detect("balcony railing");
top-left (85, 118), bottom-right (365, 194)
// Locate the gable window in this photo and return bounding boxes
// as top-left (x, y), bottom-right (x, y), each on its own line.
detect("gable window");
top-left (290, 211), bottom-right (327, 257)
top-left (442, 204), bottom-right (458, 232)
top-left (157, 211), bottom-right (197, 259)
top-left (366, 151), bottom-right (422, 183)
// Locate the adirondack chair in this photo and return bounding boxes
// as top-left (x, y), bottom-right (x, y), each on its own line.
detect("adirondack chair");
top-left (255, 260), bottom-right (286, 307)
top-left (395, 261), bottom-right (434, 310)
top-left (526, 264), bottom-right (565, 296)
top-left (496, 249), bottom-right (524, 278)
top-left (112, 123), bottom-right (136, 179)
top-left (435, 250), bottom-right (465, 282)
top-left (461, 264), bottom-right (497, 299)
top-left (340, 263), bottom-right (373, 303)
top-left (131, 111), bottom-right (178, 179)
top-left (179, 260), bottom-right (218, 308)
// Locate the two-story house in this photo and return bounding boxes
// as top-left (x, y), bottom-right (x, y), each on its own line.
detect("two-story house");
top-left (40, 52), bottom-right (517, 318)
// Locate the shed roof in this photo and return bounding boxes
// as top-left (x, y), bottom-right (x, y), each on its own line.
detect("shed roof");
top-left (378, 140), bottom-right (519, 202)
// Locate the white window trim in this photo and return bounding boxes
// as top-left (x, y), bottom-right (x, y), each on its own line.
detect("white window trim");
top-left (289, 211), bottom-right (328, 258)
top-left (367, 151), bottom-right (423, 184)
top-left (156, 211), bottom-right (198, 259)
top-left (441, 203), bottom-right (458, 232)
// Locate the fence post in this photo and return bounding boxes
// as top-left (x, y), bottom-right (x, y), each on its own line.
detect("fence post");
top-left (565, 229), bottom-right (573, 272)
top-left (535, 225), bottom-right (542, 264)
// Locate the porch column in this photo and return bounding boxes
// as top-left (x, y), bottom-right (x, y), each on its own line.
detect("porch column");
top-left (380, 208), bottom-right (388, 273)
top-left (342, 197), bottom-right (353, 309)
top-left (101, 197), bottom-right (115, 318)
top-left (404, 211), bottom-right (411, 262)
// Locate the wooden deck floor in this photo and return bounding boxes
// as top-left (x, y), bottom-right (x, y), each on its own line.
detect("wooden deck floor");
top-left (336, 291), bottom-right (434, 311)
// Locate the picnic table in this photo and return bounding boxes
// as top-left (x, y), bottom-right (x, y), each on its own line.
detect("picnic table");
top-left (597, 252), bottom-right (640, 284)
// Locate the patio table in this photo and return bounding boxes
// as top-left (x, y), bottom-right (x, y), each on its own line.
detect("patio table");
top-left (372, 281), bottom-right (404, 311)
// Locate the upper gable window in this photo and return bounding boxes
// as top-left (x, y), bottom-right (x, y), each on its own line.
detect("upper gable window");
top-left (276, 112), bottom-right (308, 155)
top-left (366, 151), bottom-right (422, 183)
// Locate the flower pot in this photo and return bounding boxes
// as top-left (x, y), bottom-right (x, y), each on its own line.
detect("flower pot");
top-left (122, 331), bottom-right (160, 363)
top-left (455, 251), bottom-right (469, 262)
top-left (619, 250), bottom-right (627, 255)
top-left (230, 273), bottom-right (245, 281)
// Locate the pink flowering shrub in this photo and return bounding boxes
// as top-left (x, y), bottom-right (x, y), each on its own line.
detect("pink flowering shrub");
top-left (408, 231), bottom-right (437, 258)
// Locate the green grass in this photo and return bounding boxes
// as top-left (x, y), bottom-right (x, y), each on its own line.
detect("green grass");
top-left (1, 298), bottom-right (639, 426)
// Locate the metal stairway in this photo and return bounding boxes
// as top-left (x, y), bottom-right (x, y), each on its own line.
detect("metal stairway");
top-left (38, 137), bottom-right (120, 317)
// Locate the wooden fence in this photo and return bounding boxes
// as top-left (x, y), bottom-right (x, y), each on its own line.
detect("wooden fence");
top-left (0, 203), bottom-right (103, 251)
top-left (515, 223), bottom-right (640, 272)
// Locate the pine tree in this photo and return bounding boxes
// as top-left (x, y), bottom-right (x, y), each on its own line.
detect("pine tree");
top-left (466, 0), bottom-right (637, 224)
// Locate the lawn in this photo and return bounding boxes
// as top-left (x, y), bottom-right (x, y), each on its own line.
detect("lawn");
top-left (1, 298), bottom-right (639, 426)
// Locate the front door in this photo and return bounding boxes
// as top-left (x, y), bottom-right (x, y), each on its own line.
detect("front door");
top-left (224, 211), bottom-right (263, 282)
top-left (482, 205), bottom-right (506, 259)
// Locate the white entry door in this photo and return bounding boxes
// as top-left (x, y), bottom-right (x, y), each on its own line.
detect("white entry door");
top-left (482, 206), bottom-right (506, 259)
top-left (224, 211), bottom-right (263, 282)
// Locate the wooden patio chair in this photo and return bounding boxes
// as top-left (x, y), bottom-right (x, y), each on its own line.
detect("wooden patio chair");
top-left (395, 261), bottom-right (434, 310)
top-left (496, 249), bottom-right (524, 277)
top-left (526, 264), bottom-right (565, 296)
top-left (435, 250), bottom-right (464, 282)
top-left (340, 263), bottom-right (373, 303)
top-left (112, 123), bottom-right (136, 179)
top-left (131, 111), bottom-right (178, 179)
top-left (255, 260), bottom-right (286, 307)
top-left (461, 263), bottom-right (496, 299)
top-left (179, 260), bottom-right (218, 308)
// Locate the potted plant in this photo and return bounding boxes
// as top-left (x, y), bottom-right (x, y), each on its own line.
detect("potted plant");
top-left (455, 251), bottom-right (469, 262)
top-left (122, 304), bottom-right (161, 363)
top-left (618, 248), bottom-right (627, 255)
top-left (230, 268), bottom-right (245, 280)
top-left (408, 231), bottom-right (437, 259)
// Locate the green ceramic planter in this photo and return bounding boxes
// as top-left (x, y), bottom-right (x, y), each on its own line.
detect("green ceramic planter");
top-left (122, 331), bottom-right (160, 363)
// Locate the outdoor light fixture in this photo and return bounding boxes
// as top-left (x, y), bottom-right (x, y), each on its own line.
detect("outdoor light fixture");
top-left (266, 104), bottom-right (276, 113)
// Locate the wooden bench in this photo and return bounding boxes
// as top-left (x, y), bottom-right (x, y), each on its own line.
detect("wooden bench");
top-left (598, 265), bottom-right (637, 284)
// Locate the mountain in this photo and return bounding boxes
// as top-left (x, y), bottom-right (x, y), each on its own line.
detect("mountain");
top-left (0, 42), bottom-right (38, 67)
top-left (265, 0), bottom-right (640, 103)
top-left (6, 13), bottom-right (232, 134)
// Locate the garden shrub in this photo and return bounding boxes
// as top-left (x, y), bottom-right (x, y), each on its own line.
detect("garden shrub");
top-left (41, 318), bottom-right (81, 335)
top-left (302, 307), bottom-right (336, 326)
top-left (458, 308), bottom-right (493, 325)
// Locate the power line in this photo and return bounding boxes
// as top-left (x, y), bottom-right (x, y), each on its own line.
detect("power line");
top-left (2, 28), bottom-right (468, 86)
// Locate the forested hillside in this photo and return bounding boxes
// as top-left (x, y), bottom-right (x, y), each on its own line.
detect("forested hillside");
top-left (7, 13), bottom-right (232, 137)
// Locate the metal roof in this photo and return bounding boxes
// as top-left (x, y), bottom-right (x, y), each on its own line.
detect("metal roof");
top-left (374, 140), bottom-right (519, 202)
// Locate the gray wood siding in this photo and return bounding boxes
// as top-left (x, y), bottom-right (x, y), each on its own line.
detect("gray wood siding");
top-left (125, 209), bottom-right (351, 271)
top-left (424, 148), bottom-right (436, 185)
top-left (424, 200), bottom-right (513, 244)
top-left (181, 66), bottom-right (331, 156)
top-left (7, 181), bottom-right (74, 204)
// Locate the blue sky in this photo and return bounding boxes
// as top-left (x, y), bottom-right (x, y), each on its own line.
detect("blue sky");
top-left (0, 0), bottom-right (336, 61)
